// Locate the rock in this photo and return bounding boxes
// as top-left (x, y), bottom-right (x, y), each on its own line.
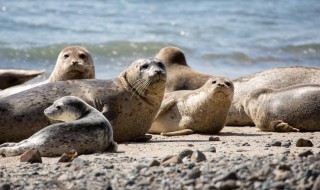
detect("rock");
top-left (296, 138), bottom-right (313, 147)
top-left (191, 150), bottom-right (207, 162)
top-left (146, 159), bottom-right (160, 167)
top-left (0, 183), bottom-right (10, 190)
top-left (209, 136), bottom-right (220, 141)
top-left (20, 148), bottom-right (42, 163)
top-left (277, 164), bottom-right (291, 171)
top-left (203, 146), bottom-right (216, 153)
top-left (183, 179), bottom-right (196, 186)
top-left (178, 149), bottom-right (193, 159)
top-left (161, 156), bottom-right (182, 166)
top-left (298, 150), bottom-right (313, 157)
top-left (242, 142), bottom-right (250, 146)
top-left (187, 144), bottom-right (194, 147)
top-left (187, 167), bottom-right (201, 179)
top-left (271, 140), bottom-right (282, 147)
top-left (312, 175), bottom-right (320, 190)
top-left (216, 180), bottom-right (238, 190)
top-left (281, 141), bottom-right (291, 148)
top-left (161, 155), bottom-right (174, 163)
top-left (58, 149), bottom-right (78, 163)
top-left (103, 164), bottom-right (114, 169)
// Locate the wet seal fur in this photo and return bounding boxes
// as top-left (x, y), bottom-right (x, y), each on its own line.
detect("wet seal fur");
top-left (0, 96), bottom-right (117, 157)
top-left (149, 77), bottom-right (234, 136)
top-left (239, 84), bottom-right (320, 132)
top-left (0, 58), bottom-right (166, 143)
top-left (0, 69), bottom-right (45, 89)
top-left (0, 46), bottom-right (95, 98)
top-left (156, 46), bottom-right (212, 92)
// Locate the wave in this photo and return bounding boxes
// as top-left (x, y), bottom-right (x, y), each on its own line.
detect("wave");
top-left (281, 43), bottom-right (320, 54)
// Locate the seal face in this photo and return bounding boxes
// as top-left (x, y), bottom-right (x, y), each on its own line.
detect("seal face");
top-left (0, 58), bottom-right (166, 143)
top-left (0, 96), bottom-right (117, 157)
top-left (240, 84), bottom-right (320, 132)
top-left (149, 77), bottom-right (234, 135)
top-left (0, 46), bottom-right (95, 98)
top-left (156, 46), bottom-right (212, 92)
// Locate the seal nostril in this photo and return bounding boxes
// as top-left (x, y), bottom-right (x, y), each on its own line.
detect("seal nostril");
top-left (72, 61), bottom-right (78, 66)
top-left (218, 83), bottom-right (224, 87)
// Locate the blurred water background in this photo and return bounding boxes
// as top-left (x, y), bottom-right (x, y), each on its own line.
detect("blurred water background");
top-left (0, 0), bottom-right (319, 81)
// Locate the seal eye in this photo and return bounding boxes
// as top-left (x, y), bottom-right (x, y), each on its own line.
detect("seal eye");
top-left (225, 82), bottom-right (231, 86)
top-left (141, 64), bottom-right (149, 70)
top-left (56, 106), bottom-right (61, 110)
top-left (212, 80), bottom-right (216, 84)
top-left (79, 53), bottom-right (87, 59)
top-left (157, 62), bottom-right (165, 70)
top-left (64, 54), bottom-right (69, 59)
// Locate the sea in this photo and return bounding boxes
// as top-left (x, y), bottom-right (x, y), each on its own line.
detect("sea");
top-left (0, 0), bottom-right (319, 81)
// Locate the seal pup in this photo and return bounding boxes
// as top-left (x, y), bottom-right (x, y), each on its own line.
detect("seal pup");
top-left (0, 46), bottom-right (95, 98)
top-left (149, 77), bottom-right (234, 136)
top-left (156, 46), bottom-right (212, 92)
top-left (0, 58), bottom-right (166, 143)
top-left (0, 96), bottom-right (117, 157)
top-left (239, 84), bottom-right (320, 132)
top-left (0, 69), bottom-right (44, 89)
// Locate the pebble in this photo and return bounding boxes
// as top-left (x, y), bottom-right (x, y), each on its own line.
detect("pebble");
top-left (298, 150), bottom-right (313, 157)
top-left (0, 183), bottom-right (10, 190)
top-left (242, 142), bottom-right (250, 146)
top-left (191, 150), bottom-right (207, 162)
top-left (58, 149), bottom-right (78, 162)
top-left (161, 156), bottom-right (182, 166)
top-left (312, 175), bottom-right (320, 190)
top-left (20, 148), bottom-right (42, 163)
top-left (203, 146), bottom-right (216, 153)
top-left (187, 167), bottom-right (201, 179)
top-left (178, 149), bottom-right (193, 159)
top-left (216, 179), bottom-right (238, 190)
top-left (296, 138), bottom-right (313, 147)
top-left (271, 140), bottom-right (282, 147)
top-left (281, 141), bottom-right (291, 148)
top-left (209, 136), bottom-right (220, 141)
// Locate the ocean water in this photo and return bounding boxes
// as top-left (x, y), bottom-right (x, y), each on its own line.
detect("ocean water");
top-left (0, 0), bottom-right (319, 81)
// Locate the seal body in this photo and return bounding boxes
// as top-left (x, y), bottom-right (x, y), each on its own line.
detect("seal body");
top-left (240, 84), bottom-right (320, 132)
top-left (0, 46), bottom-right (95, 98)
top-left (0, 96), bottom-right (117, 157)
top-left (0, 69), bottom-right (44, 89)
top-left (149, 77), bottom-right (234, 135)
top-left (0, 58), bottom-right (166, 143)
top-left (156, 46), bottom-right (212, 92)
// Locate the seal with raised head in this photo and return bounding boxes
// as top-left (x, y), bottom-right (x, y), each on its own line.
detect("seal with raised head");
top-left (239, 84), bottom-right (320, 132)
top-left (0, 46), bottom-right (95, 98)
top-left (156, 46), bottom-right (212, 92)
top-left (0, 58), bottom-right (166, 143)
top-left (149, 77), bottom-right (234, 136)
top-left (0, 69), bottom-right (44, 89)
top-left (0, 96), bottom-right (117, 157)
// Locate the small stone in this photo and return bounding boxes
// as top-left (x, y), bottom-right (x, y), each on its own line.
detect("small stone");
top-left (161, 155), bottom-right (174, 163)
top-left (277, 164), bottom-right (291, 171)
top-left (58, 149), bottom-right (78, 162)
top-left (187, 167), bottom-right (201, 179)
top-left (271, 140), bottom-right (282, 147)
top-left (281, 141), bottom-right (291, 148)
top-left (214, 172), bottom-right (238, 182)
top-left (298, 150), bottom-right (313, 157)
top-left (178, 149), bottom-right (193, 159)
top-left (187, 144), bottom-right (194, 147)
top-left (183, 179), bottom-right (196, 186)
top-left (242, 142), bottom-right (250, 146)
top-left (312, 175), bottom-right (320, 190)
top-left (296, 138), bottom-right (313, 147)
top-left (0, 183), bottom-right (10, 190)
top-left (209, 136), bottom-right (220, 141)
top-left (72, 158), bottom-right (90, 168)
top-left (187, 163), bottom-right (195, 169)
top-left (146, 159), bottom-right (160, 167)
top-left (216, 179), bottom-right (238, 190)
top-left (20, 148), bottom-right (42, 163)
top-left (58, 174), bottom-right (69, 181)
top-left (191, 150), bottom-right (207, 162)
top-left (203, 146), bottom-right (216, 153)
top-left (161, 156), bottom-right (182, 166)
top-left (103, 164), bottom-right (114, 169)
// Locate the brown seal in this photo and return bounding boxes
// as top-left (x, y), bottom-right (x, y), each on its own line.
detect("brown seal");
top-left (0, 69), bottom-right (44, 89)
top-left (155, 46), bottom-right (212, 92)
top-left (0, 96), bottom-right (117, 157)
top-left (0, 46), bottom-right (95, 98)
top-left (239, 84), bottom-right (320, 132)
top-left (149, 77), bottom-right (234, 135)
top-left (0, 58), bottom-right (166, 143)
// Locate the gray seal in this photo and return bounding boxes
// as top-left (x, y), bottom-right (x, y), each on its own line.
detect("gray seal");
top-left (0, 96), bottom-right (117, 157)
top-left (239, 84), bottom-right (320, 132)
top-left (149, 77), bottom-right (234, 135)
top-left (0, 69), bottom-right (44, 89)
top-left (0, 46), bottom-right (95, 98)
top-left (0, 58), bottom-right (166, 143)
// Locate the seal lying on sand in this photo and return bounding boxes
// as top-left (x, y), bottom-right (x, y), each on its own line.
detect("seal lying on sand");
top-left (0, 69), bottom-right (44, 89)
top-left (155, 46), bottom-right (212, 92)
top-left (239, 84), bottom-right (320, 132)
top-left (0, 46), bottom-right (95, 98)
top-left (0, 58), bottom-right (166, 143)
top-left (0, 96), bottom-right (117, 157)
top-left (149, 77), bottom-right (234, 136)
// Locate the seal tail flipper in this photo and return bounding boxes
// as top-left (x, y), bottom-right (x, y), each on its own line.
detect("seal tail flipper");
top-left (272, 120), bottom-right (299, 132)
top-left (161, 129), bottom-right (194, 136)
top-left (154, 99), bottom-right (176, 119)
top-left (106, 141), bottom-right (118, 152)
top-left (0, 146), bottom-right (29, 157)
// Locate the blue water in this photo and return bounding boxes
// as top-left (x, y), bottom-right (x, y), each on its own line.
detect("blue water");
top-left (0, 0), bottom-right (319, 80)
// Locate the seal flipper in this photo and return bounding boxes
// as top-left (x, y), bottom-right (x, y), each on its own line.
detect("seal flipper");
top-left (161, 129), bottom-right (194, 136)
top-left (106, 141), bottom-right (118, 152)
top-left (154, 99), bottom-right (176, 119)
top-left (272, 120), bottom-right (299, 132)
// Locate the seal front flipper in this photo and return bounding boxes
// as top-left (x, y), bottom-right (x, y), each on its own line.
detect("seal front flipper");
top-left (161, 129), bottom-right (194, 136)
top-left (271, 120), bottom-right (299, 132)
top-left (154, 99), bottom-right (176, 119)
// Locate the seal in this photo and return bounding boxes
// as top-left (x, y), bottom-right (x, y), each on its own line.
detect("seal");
top-left (0, 69), bottom-right (44, 89)
top-left (0, 46), bottom-right (95, 98)
top-left (155, 46), bottom-right (212, 92)
top-left (0, 96), bottom-right (117, 157)
top-left (228, 66), bottom-right (320, 126)
top-left (0, 58), bottom-right (166, 143)
top-left (149, 77), bottom-right (234, 136)
top-left (239, 84), bottom-right (320, 132)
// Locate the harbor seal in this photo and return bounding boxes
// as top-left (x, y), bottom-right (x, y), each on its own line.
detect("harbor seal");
top-left (0, 96), bottom-right (117, 157)
top-left (0, 69), bottom-right (44, 89)
top-left (239, 84), bottom-right (320, 132)
top-left (155, 46), bottom-right (212, 92)
top-left (0, 58), bottom-right (166, 143)
top-left (0, 46), bottom-right (95, 98)
top-left (149, 77), bottom-right (234, 136)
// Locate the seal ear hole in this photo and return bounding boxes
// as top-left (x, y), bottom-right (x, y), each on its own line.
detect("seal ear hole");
top-left (79, 53), bottom-right (87, 59)
top-left (56, 106), bottom-right (61, 110)
top-left (212, 80), bottom-right (216, 84)
top-left (64, 54), bottom-right (69, 59)
top-left (141, 64), bottom-right (149, 70)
